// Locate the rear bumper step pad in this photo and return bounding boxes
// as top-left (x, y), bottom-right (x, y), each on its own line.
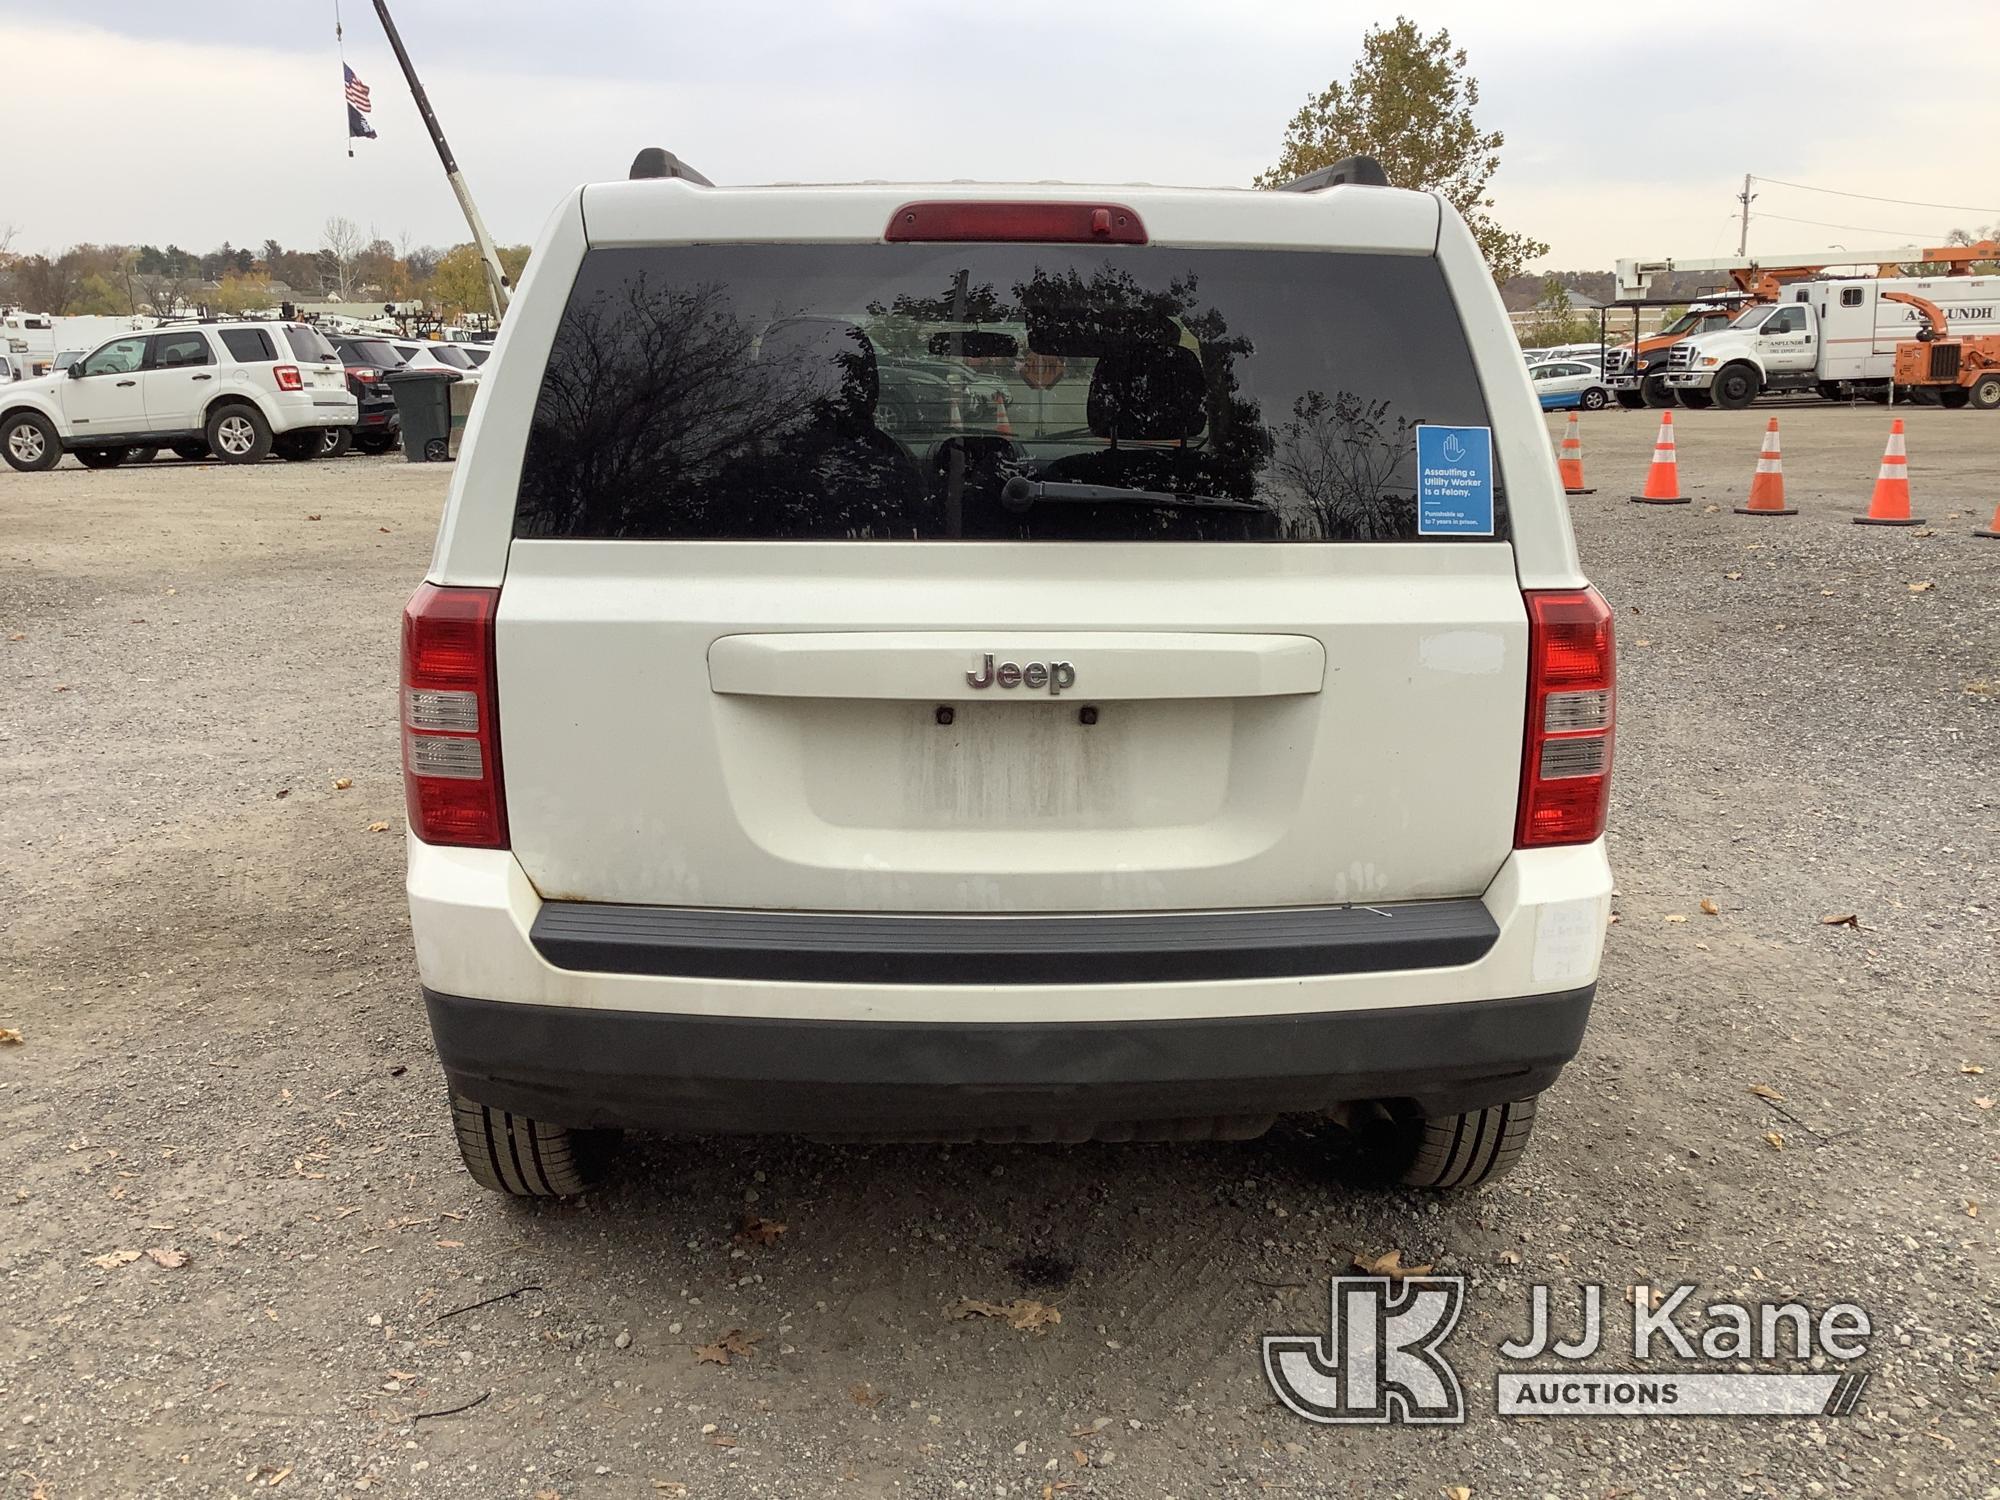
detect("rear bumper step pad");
top-left (528, 898), bottom-right (1499, 985)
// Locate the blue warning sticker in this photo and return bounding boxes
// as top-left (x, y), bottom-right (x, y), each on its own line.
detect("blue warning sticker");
top-left (1416, 425), bottom-right (1495, 536)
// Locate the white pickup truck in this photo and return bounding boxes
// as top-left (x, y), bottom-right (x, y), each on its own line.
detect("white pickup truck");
top-left (1664, 274), bottom-right (2000, 408)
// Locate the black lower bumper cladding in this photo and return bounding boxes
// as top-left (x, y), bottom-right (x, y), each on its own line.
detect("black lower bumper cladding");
top-left (424, 984), bottom-right (1595, 1137)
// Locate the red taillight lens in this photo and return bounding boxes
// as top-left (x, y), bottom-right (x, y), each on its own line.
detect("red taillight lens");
top-left (348, 365), bottom-right (378, 382)
top-left (1516, 587), bottom-right (1615, 848)
top-left (401, 583), bottom-right (507, 848)
top-left (275, 364), bottom-right (303, 391)
top-left (885, 201), bottom-right (1147, 244)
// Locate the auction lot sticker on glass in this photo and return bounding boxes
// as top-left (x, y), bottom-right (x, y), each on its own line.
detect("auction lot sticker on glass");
top-left (1416, 425), bottom-right (1495, 536)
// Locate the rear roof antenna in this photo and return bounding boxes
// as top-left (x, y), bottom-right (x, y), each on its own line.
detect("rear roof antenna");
top-left (1276, 155), bottom-right (1390, 192)
top-left (630, 147), bottom-right (713, 185)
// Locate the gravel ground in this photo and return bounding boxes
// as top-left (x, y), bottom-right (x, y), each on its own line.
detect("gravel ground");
top-left (1, 409), bottom-right (1995, 1500)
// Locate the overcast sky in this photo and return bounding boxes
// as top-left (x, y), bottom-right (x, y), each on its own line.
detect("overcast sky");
top-left (4, 2), bottom-right (1998, 272)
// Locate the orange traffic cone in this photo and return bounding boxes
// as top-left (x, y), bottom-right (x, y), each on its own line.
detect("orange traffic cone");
top-left (992, 390), bottom-right (1015, 438)
top-left (1557, 412), bottom-right (1594, 495)
top-left (1854, 418), bottom-right (1924, 526)
top-left (1630, 411), bottom-right (1688, 505)
top-left (1976, 500), bottom-right (2000, 539)
top-left (1735, 416), bottom-right (1795, 516)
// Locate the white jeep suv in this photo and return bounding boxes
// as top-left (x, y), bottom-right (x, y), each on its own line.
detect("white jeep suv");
top-left (1, 321), bottom-right (357, 470)
top-left (403, 155), bottom-right (1615, 1196)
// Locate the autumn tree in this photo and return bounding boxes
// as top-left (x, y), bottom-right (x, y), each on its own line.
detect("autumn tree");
top-left (1256, 17), bottom-right (1548, 284)
top-left (426, 242), bottom-right (531, 318)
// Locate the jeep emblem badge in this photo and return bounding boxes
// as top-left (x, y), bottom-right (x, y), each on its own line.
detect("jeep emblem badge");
top-left (966, 654), bottom-right (1076, 695)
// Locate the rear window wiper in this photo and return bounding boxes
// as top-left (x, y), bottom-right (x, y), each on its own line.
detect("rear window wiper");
top-left (1000, 477), bottom-right (1269, 515)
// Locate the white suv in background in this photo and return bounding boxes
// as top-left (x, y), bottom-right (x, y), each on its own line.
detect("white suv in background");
top-left (403, 157), bottom-right (1616, 1197)
top-left (0, 321), bottom-right (357, 470)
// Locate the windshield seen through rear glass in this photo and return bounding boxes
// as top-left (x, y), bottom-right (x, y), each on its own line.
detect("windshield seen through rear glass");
top-left (514, 244), bottom-right (1505, 542)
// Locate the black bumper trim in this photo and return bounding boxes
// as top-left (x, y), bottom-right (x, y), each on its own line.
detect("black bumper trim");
top-left (423, 984), bottom-right (1594, 1135)
top-left (527, 898), bottom-right (1500, 985)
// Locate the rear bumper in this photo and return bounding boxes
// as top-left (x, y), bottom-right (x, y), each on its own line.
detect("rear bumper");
top-left (424, 983), bottom-right (1594, 1134)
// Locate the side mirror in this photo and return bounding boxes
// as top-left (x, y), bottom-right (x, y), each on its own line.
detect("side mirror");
top-left (67, 362), bottom-right (83, 378)
top-left (1759, 323), bottom-right (1783, 335)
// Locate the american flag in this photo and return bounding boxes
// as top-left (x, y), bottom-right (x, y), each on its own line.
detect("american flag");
top-left (345, 63), bottom-right (377, 141)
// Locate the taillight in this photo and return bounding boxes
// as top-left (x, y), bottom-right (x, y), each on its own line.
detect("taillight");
top-left (885, 201), bottom-right (1147, 244)
top-left (401, 584), bottom-right (507, 848)
top-left (274, 364), bottom-right (303, 391)
top-left (1516, 587), bottom-right (1615, 848)
top-left (348, 365), bottom-right (378, 382)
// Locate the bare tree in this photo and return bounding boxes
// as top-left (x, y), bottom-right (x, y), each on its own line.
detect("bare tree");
top-left (322, 215), bottom-right (366, 300)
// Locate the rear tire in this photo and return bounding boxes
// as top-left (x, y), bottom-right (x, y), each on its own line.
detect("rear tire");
top-left (75, 446), bottom-right (131, 469)
top-left (1816, 381), bottom-right (1850, 403)
top-left (1397, 1096), bottom-right (1539, 1189)
top-left (1614, 391), bottom-right (1645, 410)
top-left (1, 412), bottom-right (60, 471)
top-left (1579, 386), bottom-right (1609, 411)
top-left (1937, 387), bottom-right (1972, 409)
top-left (1640, 374), bottom-right (1675, 408)
top-left (321, 426), bottom-right (354, 458)
top-left (1677, 386), bottom-right (1714, 409)
top-left (450, 1094), bottom-right (612, 1197)
top-left (1968, 374), bottom-right (2000, 410)
top-left (126, 445), bottom-right (160, 465)
top-left (171, 441), bottom-right (210, 461)
top-left (355, 431), bottom-right (397, 455)
top-left (273, 430), bottom-right (321, 462)
top-left (206, 403), bottom-right (271, 463)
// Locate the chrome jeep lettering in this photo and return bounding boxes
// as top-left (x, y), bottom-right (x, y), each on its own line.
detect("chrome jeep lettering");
top-left (965, 656), bottom-right (1077, 695)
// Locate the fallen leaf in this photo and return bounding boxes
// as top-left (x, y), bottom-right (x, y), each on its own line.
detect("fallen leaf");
top-left (692, 1342), bottom-right (732, 1366)
top-left (0, 1027), bottom-right (22, 1046)
top-left (1495, 1249), bottom-right (1522, 1265)
top-left (265, 1466), bottom-right (293, 1488)
top-left (721, 1327), bottom-right (764, 1357)
top-left (535, 1491), bottom-right (562, 1500)
top-left (91, 1249), bottom-right (141, 1270)
top-left (274, 788), bottom-right (290, 799)
top-left (1351, 1248), bottom-right (1435, 1280)
top-left (1966, 1200), bottom-right (1980, 1219)
top-left (1907, 580), bottom-right (1935, 592)
top-left (948, 1297), bottom-right (1062, 1332)
top-left (144, 1247), bottom-right (188, 1268)
top-left (332, 777), bottom-right (353, 791)
top-left (434, 1238), bottom-right (464, 1249)
top-left (307, 513), bottom-right (322, 522)
top-left (1723, 571), bottom-right (1742, 581)
top-left (733, 1214), bottom-right (789, 1246)
top-left (704, 1432), bottom-right (738, 1448)
top-left (1820, 913), bottom-right (1860, 929)
top-left (1974, 1098), bottom-right (1994, 1110)
top-left (366, 821), bottom-right (391, 833)
top-left (847, 1382), bottom-right (885, 1407)
top-left (1663, 913), bottom-right (1688, 924)
top-left (1699, 898), bottom-right (1720, 916)
top-left (1763, 1131), bottom-right (1785, 1151)
top-left (1749, 1084), bottom-right (1786, 1103)
top-left (1445, 1487), bottom-right (1473, 1500)
top-left (1961, 1064), bottom-right (1986, 1076)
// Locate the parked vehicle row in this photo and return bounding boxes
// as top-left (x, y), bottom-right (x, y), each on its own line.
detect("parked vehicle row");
top-left (1, 321), bottom-right (356, 471)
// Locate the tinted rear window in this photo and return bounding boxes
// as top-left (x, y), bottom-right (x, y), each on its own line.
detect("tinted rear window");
top-left (220, 327), bottom-right (276, 362)
top-left (339, 338), bottom-right (404, 367)
top-left (515, 244), bottom-right (1503, 542)
top-left (284, 325), bottom-right (340, 362)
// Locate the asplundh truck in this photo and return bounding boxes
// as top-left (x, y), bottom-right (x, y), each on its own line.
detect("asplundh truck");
top-left (1662, 273), bottom-right (2000, 408)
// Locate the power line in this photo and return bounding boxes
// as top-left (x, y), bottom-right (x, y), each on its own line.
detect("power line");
top-left (1753, 210), bottom-right (1951, 242)
top-left (1753, 175), bottom-right (2000, 219)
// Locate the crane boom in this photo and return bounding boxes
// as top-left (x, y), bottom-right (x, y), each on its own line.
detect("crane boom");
top-left (1617, 239), bottom-right (2000, 299)
top-left (370, 0), bottom-right (510, 320)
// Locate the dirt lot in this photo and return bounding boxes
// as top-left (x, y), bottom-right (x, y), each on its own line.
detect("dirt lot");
top-left (2, 407), bottom-right (1996, 1499)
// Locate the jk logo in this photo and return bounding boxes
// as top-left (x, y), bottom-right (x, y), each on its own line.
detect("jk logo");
top-left (1262, 1277), bottom-right (1466, 1425)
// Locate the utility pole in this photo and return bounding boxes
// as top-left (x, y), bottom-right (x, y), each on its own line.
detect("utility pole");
top-left (369, 0), bottom-right (510, 320)
top-left (1736, 173), bottom-right (1757, 257)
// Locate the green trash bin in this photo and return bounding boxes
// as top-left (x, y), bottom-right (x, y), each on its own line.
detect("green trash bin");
top-left (385, 368), bottom-right (461, 462)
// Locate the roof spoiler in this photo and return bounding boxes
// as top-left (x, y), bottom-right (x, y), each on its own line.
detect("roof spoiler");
top-left (629, 147), bottom-right (713, 185)
top-left (1276, 155), bottom-right (1390, 192)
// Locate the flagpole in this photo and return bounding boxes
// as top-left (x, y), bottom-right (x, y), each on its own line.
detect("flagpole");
top-left (335, 0), bottom-right (354, 159)
top-left (368, 0), bottom-right (510, 319)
